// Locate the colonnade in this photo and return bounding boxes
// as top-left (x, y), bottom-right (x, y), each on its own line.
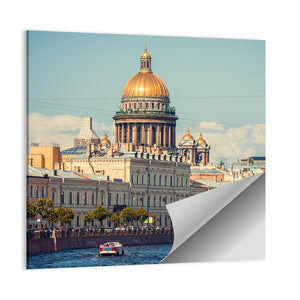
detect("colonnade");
top-left (115, 123), bottom-right (176, 147)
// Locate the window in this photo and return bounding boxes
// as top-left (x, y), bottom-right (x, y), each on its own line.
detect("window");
top-left (116, 194), bottom-right (119, 205)
top-left (186, 178), bottom-right (188, 187)
top-left (152, 103), bottom-right (154, 109)
top-left (84, 192), bottom-right (87, 205)
top-left (52, 192), bottom-right (55, 202)
top-left (92, 193), bottom-right (95, 205)
top-left (42, 186), bottom-right (46, 198)
top-left (165, 175), bottom-right (167, 186)
top-left (159, 175), bottom-right (162, 186)
top-left (30, 185), bottom-right (34, 198)
top-left (159, 197), bottom-right (162, 207)
top-left (142, 175), bottom-right (144, 185)
top-left (77, 192), bottom-right (80, 205)
top-left (131, 174), bottom-right (134, 184)
top-left (153, 196), bottom-right (156, 207)
top-left (77, 216), bottom-right (80, 226)
top-left (139, 102), bottom-right (142, 108)
top-left (123, 194), bottom-right (126, 205)
top-left (61, 192), bottom-right (64, 205)
top-left (136, 175), bottom-right (139, 185)
top-left (181, 178), bottom-right (183, 187)
top-left (36, 186), bottom-right (40, 198)
top-left (177, 177), bottom-right (179, 187)
top-left (69, 192), bottom-right (73, 205)
top-left (153, 175), bottom-right (156, 186)
top-left (101, 194), bottom-right (104, 206)
top-left (170, 176), bottom-right (172, 187)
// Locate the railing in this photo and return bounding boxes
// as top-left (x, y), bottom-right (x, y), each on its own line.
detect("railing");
top-left (115, 110), bottom-right (176, 117)
top-left (27, 228), bottom-right (174, 240)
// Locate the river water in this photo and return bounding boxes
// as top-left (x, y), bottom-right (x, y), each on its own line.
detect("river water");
top-left (27, 244), bottom-right (172, 269)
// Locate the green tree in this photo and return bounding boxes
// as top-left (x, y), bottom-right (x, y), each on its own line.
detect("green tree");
top-left (56, 207), bottom-right (74, 228)
top-left (109, 213), bottom-right (121, 227)
top-left (27, 201), bottom-right (37, 219)
top-left (120, 207), bottom-right (137, 225)
top-left (136, 208), bottom-right (149, 225)
top-left (45, 208), bottom-right (59, 227)
top-left (36, 198), bottom-right (54, 229)
top-left (83, 211), bottom-right (94, 227)
top-left (92, 206), bottom-right (109, 227)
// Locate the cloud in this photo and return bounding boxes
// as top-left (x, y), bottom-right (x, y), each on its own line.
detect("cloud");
top-left (27, 113), bottom-right (114, 150)
top-left (28, 114), bottom-right (265, 167)
top-left (199, 121), bottom-right (224, 131)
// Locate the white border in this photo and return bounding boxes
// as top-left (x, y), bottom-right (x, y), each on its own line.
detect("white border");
top-left (2, 1), bottom-right (300, 299)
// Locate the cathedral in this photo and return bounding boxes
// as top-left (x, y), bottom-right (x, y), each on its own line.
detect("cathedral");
top-left (113, 45), bottom-right (178, 152)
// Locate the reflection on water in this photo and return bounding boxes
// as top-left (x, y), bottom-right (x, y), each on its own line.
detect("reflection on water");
top-left (27, 244), bottom-right (172, 269)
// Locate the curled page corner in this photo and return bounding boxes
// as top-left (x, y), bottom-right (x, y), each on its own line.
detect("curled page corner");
top-left (160, 173), bottom-right (265, 263)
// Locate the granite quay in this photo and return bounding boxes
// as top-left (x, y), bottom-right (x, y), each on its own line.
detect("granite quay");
top-left (27, 228), bottom-right (174, 256)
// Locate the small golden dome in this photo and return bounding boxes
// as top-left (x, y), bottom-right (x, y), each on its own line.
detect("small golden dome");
top-left (197, 131), bottom-right (206, 144)
top-left (182, 126), bottom-right (194, 140)
top-left (122, 72), bottom-right (169, 98)
top-left (101, 132), bottom-right (111, 144)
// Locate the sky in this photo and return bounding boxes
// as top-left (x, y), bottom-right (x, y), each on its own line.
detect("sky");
top-left (27, 31), bottom-right (265, 166)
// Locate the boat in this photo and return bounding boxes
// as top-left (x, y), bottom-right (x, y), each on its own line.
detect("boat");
top-left (99, 242), bottom-right (124, 256)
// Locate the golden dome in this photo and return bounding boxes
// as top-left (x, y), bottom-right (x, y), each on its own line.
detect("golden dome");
top-left (122, 45), bottom-right (169, 98)
top-left (197, 131), bottom-right (206, 144)
top-left (122, 72), bottom-right (169, 98)
top-left (182, 126), bottom-right (194, 140)
top-left (101, 132), bottom-right (111, 144)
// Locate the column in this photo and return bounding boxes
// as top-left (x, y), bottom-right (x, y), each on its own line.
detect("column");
top-left (142, 124), bottom-right (145, 145)
top-left (127, 124), bottom-right (131, 143)
top-left (134, 124), bottom-right (138, 144)
top-left (163, 124), bottom-right (167, 147)
top-left (172, 126), bottom-right (176, 147)
top-left (168, 125), bottom-right (172, 147)
top-left (115, 124), bottom-right (118, 143)
top-left (156, 124), bottom-right (161, 146)
top-left (121, 124), bottom-right (125, 143)
top-left (149, 124), bottom-right (153, 146)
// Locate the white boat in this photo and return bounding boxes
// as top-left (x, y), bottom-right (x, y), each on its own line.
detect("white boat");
top-left (99, 242), bottom-right (124, 256)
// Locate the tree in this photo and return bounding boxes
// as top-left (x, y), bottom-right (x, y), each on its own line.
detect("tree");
top-left (83, 212), bottom-right (94, 227)
top-left (27, 201), bottom-right (37, 219)
top-left (136, 208), bottom-right (149, 225)
top-left (56, 207), bottom-right (74, 228)
top-left (45, 208), bottom-right (59, 228)
top-left (119, 207), bottom-right (137, 225)
top-left (92, 206), bottom-right (109, 227)
top-left (109, 213), bottom-right (121, 227)
top-left (36, 198), bottom-right (54, 229)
